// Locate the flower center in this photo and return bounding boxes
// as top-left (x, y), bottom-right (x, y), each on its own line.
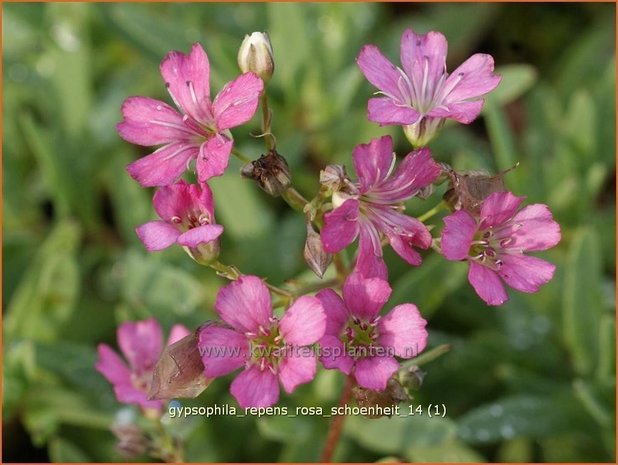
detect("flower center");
top-left (341, 316), bottom-right (380, 359)
top-left (172, 211), bottom-right (211, 231)
top-left (248, 318), bottom-right (285, 374)
top-left (468, 227), bottom-right (519, 271)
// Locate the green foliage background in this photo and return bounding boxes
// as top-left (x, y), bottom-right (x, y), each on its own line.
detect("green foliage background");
top-left (3, 2), bottom-right (616, 462)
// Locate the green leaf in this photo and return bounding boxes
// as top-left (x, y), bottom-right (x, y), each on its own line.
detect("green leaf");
top-left (5, 220), bottom-right (81, 341)
top-left (597, 314), bottom-right (616, 382)
top-left (458, 394), bottom-right (585, 444)
top-left (484, 64), bottom-right (538, 109)
top-left (46, 3), bottom-right (93, 138)
top-left (345, 414), bottom-right (457, 455)
top-left (563, 227), bottom-right (603, 376)
top-left (49, 436), bottom-right (92, 462)
top-left (210, 168), bottom-right (274, 240)
top-left (483, 102), bottom-right (518, 174)
top-left (406, 439), bottom-right (485, 462)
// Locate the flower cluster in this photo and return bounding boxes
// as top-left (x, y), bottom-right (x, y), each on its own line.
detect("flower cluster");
top-left (101, 23), bottom-right (561, 425)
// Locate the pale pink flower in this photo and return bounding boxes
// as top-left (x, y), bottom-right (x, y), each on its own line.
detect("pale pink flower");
top-left (320, 135), bottom-right (440, 278)
top-left (198, 276), bottom-right (326, 408)
top-left (96, 318), bottom-right (189, 410)
top-left (318, 273), bottom-right (428, 391)
top-left (136, 180), bottom-right (223, 263)
top-left (441, 191), bottom-right (561, 306)
top-left (357, 28), bottom-right (501, 146)
top-left (117, 43), bottom-right (263, 186)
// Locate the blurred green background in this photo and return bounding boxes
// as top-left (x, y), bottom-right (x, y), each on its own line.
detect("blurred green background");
top-left (3, 2), bottom-right (616, 463)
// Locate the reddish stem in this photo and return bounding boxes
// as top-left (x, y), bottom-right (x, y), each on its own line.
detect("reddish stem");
top-left (320, 375), bottom-right (355, 463)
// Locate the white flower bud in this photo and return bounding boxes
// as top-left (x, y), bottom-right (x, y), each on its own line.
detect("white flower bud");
top-left (237, 32), bottom-right (274, 82)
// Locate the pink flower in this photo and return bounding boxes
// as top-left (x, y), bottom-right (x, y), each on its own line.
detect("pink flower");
top-left (198, 276), bottom-right (326, 408)
top-left (96, 318), bottom-right (190, 410)
top-left (317, 273), bottom-right (428, 391)
top-left (320, 135), bottom-right (440, 278)
top-left (136, 180), bottom-right (223, 263)
top-left (357, 28), bottom-right (501, 146)
top-left (441, 191), bottom-right (561, 306)
top-left (117, 43), bottom-right (264, 186)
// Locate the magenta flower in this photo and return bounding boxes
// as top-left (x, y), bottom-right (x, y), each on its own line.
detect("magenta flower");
top-left (136, 180), bottom-right (223, 263)
top-left (198, 276), bottom-right (326, 408)
top-left (96, 318), bottom-right (190, 410)
top-left (441, 191), bottom-right (561, 306)
top-left (357, 28), bottom-right (501, 146)
top-left (117, 43), bottom-right (264, 186)
top-left (320, 135), bottom-right (440, 278)
top-left (317, 273), bottom-right (428, 391)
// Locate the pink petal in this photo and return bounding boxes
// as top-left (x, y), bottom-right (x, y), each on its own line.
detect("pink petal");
top-left (96, 344), bottom-right (132, 386)
top-left (160, 43), bottom-right (211, 122)
top-left (342, 273), bottom-right (391, 321)
top-left (279, 296), bottom-right (326, 346)
top-left (443, 53), bottom-right (501, 104)
top-left (196, 134), bottom-right (233, 181)
top-left (357, 44), bottom-right (404, 99)
top-left (320, 199), bottom-right (360, 253)
top-left (377, 210), bottom-right (432, 266)
top-left (428, 99), bottom-right (484, 124)
top-left (126, 142), bottom-right (198, 187)
top-left (355, 222), bottom-right (388, 279)
top-left (177, 224), bottom-right (223, 247)
top-left (230, 365), bottom-right (279, 408)
top-left (441, 210), bottom-right (477, 260)
top-left (114, 384), bottom-right (162, 410)
top-left (136, 221), bottom-right (180, 251)
top-left (213, 72), bottom-right (264, 131)
top-left (199, 325), bottom-right (249, 377)
top-left (370, 147), bottom-right (440, 202)
top-left (504, 204), bottom-right (561, 252)
top-left (278, 351), bottom-right (317, 394)
top-left (480, 191), bottom-right (525, 230)
top-left (319, 335), bottom-right (354, 374)
top-left (468, 261), bottom-right (508, 306)
top-left (117, 97), bottom-right (191, 146)
top-left (118, 318), bottom-right (163, 375)
top-left (192, 182), bottom-right (215, 219)
top-left (352, 135), bottom-right (395, 192)
top-left (498, 254), bottom-right (556, 293)
top-left (215, 275), bottom-right (272, 333)
top-left (367, 97), bottom-right (419, 126)
top-left (400, 29), bottom-right (448, 95)
top-left (378, 304), bottom-right (428, 359)
top-left (316, 288), bottom-right (349, 335)
top-left (167, 324), bottom-right (191, 345)
top-left (152, 180), bottom-right (191, 222)
top-left (354, 356), bottom-right (400, 391)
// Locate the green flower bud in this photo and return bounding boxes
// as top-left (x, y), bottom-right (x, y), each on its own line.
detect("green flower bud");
top-left (238, 32), bottom-right (274, 83)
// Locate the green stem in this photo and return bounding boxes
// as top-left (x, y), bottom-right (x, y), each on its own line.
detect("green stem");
top-left (260, 91), bottom-right (275, 151)
top-left (400, 344), bottom-right (451, 369)
top-left (281, 187), bottom-right (309, 212)
top-left (231, 147), bottom-right (250, 163)
top-left (209, 260), bottom-right (293, 298)
top-left (417, 201), bottom-right (447, 223)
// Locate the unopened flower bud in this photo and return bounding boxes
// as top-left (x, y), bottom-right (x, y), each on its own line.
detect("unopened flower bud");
top-left (149, 327), bottom-right (212, 400)
top-left (241, 149), bottom-right (291, 197)
top-left (238, 32), bottom-right (274, 83)
top-left (304, 221), bottom-right (332, 278)
top-left (353, 377), bottom-right (409, 418)
top-left (319, 164), bottom-right (348, 192)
